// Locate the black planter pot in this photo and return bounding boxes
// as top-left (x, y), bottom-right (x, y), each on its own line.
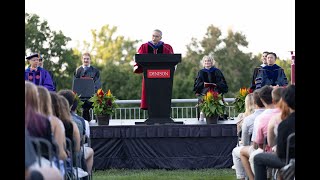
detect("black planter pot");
top-left (96, 114), bottom-right (110, 125)
top-left (206, 114), bottom-right (219, 124)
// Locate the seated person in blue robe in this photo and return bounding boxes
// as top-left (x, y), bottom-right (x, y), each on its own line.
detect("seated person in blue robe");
top-left (25, 53), bottom-right (56, 91)
top-left (255, 52), bottom-right (288, 89)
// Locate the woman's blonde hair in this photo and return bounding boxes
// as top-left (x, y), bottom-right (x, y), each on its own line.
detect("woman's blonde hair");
top-left (201, 55), bottom-right (216, 67)
top-left (243, 93), bottom-right (255, 117)
top-left (37, 86), bottom-right (53, 116)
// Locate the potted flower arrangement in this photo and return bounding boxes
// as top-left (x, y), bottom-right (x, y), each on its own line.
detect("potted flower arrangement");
top-left (89, 88), bottom-right (119, 125)
top-left (73, 92), bottom-right (84, 116)
top-left (233, 87), bottom-right (250, 113)
top-left (199, 90), bottom-right (228, 124)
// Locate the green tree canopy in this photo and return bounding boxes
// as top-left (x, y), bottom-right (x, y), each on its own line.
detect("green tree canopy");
top-left (25, 13), bottom-right (80, 90)
top-left (173, 25), bottom-right (261, 98)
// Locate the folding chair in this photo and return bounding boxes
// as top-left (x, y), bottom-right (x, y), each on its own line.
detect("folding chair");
top-left (30, 137), bottom-right (54, 167)
top-left (273, 132), bottom-right (295, 180)
top-left (279, 132), bottom-right (295, 180)
top-left (65, 137), bottom-right (77, 180)
top-left (82, 134), bottom-right (92, 180)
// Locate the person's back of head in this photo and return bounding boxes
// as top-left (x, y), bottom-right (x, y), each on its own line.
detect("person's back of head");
top-left (58, 89), bottom-right (75, 109)
top-left (258, 85), bottom-right (274, 105)
top-left (272, 87), bottom-right (284, 105)
top-left (49, 92), bottom-right (60, 118)
top-left (57, 95), bottom-right (72, 122)
top-left (37, 86), bottom-right (53, 116)
top-left (253, 90), bottom-right (265, 108)
top-left (281, 85), bottom-right (295, 110)
top-left (244, 93), bottom-right (255, 116)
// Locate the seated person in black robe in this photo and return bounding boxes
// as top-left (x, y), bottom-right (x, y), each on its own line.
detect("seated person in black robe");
top-left (193, 55), bottom-right (228, 96)
top-left (249, 51), bottom-right (268, 92)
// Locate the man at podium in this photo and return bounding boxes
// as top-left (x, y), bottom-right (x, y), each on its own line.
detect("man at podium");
top-left (74, 52), bottom-right (101, 91)
top-left (133, 29), bottom-right (174, 110)
top-left (74, 52), bottom-right (102, 121)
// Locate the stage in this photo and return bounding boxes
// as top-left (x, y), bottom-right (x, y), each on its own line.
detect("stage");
top-left (90, 119), bottom-right (238, 170)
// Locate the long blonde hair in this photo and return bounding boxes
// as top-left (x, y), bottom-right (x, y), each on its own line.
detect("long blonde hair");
top-left (37, 86), bottom-right (53, 116)
top-left (243, 93), bottom-right (255, 117)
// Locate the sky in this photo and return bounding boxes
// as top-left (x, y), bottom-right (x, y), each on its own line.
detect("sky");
top-left (25, 0), bottom-right (295, 60)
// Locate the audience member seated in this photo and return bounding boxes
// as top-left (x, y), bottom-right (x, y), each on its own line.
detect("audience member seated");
top-left (253, 84), bottom-right (295, 180)
top-left (239, 85), bottom-right (275, 180)
top-left (236, 93), bottom-right (255, 143)
top-left (37, 86), bottom-right (67, 160)
top-left (58, 89), bottom-right (94, 175)
top-left (25, 81), bottom-right (58, 167)
top-left (232, 90), bottom-right (265, 180)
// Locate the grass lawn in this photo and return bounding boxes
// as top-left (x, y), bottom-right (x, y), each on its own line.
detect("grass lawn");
top-left (92, 168), bottom-right (236, 180)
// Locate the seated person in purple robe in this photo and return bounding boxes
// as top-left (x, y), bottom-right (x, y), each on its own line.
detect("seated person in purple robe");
top-left (25, 53), bottom-right (56, 91)
top-left (38, 54), bottom-right (57, 91)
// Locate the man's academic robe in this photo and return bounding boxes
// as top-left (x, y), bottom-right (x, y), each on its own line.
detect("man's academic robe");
top-left (74, 66), bottom-right (102, 92)
top-left (255, 64), bottom-right (288, 89)
top-left (133, 42), bottom-right (174, 110)
top-left (25, 67), bottom-right (56, 91)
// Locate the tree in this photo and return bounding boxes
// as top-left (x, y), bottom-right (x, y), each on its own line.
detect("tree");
top-left (173, 25), bottom-right (261, 98)
top-left (74, 25), bottom-right (141, 100)
top-left (25, 13), bottom-right (80, 90)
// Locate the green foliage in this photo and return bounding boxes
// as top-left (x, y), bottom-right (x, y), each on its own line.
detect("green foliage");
top-left (199, 90), bottom-right (227, 117)
top-left (100, 62), bottom-right (142, 100)
top-left (79, 25), bottom-right (139, 65)
top-left (74, 93), bottom-right (84, 115)
top-left (89, 89), bottom-right (119, 116)
top-left (25, 13), bottom-right (80, 91)
top-left (233, 87), bottom-right (250, 113)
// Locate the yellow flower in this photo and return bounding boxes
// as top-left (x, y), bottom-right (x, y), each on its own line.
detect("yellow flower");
top-left (234, 87), bottom-right (250, 113)
top-left (240, 87), bottom-right (248, 96)
top-left (206, 91), bottom-right (213, 101)
top-left (107, 89), bottom-right (111, 96)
